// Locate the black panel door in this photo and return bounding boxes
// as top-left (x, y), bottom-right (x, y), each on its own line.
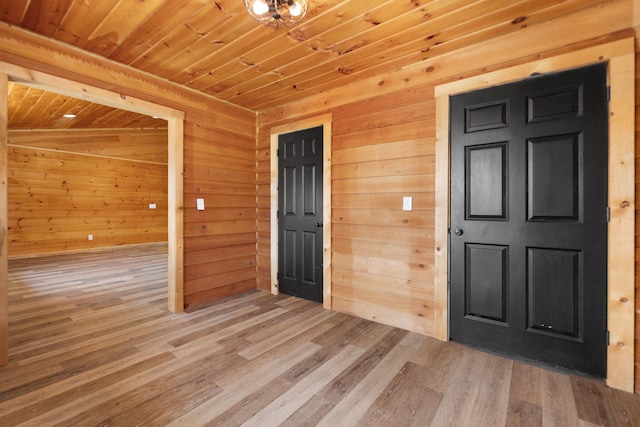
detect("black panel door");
top-left (449, 64), bottom-right (608, 376)
top-left (278, 126), bottom-right (324, 303)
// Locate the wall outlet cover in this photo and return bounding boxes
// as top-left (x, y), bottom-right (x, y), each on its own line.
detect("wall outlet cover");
top-left (403, 196), bottom-right (413, 211)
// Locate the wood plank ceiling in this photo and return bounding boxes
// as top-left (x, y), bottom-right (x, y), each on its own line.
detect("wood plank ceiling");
top-left (0, 0), bottom-right (612, 125)
top-left (7, 82), bottom-right (166, 129)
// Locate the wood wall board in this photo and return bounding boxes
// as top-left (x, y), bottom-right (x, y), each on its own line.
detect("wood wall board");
top-left (332, 138), bottom-right (435, 165)
top-left (333, 122), bottom-right (433, 151)
top-left (333, 192), bottom-right (436, 211)
top-left (183, 219), bottom-right (255, 238)
top-left (184, 244), bottom-right (257, 267)
top-left (332, 267), bottom-right (435, 298)
top-left (332, 223), bottom-right (433, 247)
top-left (332, 174), bottom-right (435, 195)
top-left (184, 266), bottom-right (256, 296)
top-left (332, 238), bottom-right (433, 265)
top-left (0, 72), bottom-right (7, 366)
top-left (7, 135), bottom-right (168, 258)
top-left (183, 232), bottom-right (256, 253)
top-left (183, 180), bottom-right (256, 196)
top-left (331, 254), bottom-right (433, 287)
top-left (333, 208), bottom-right (434, 229)
top-left (332, 157), bottom-right (434, 180)
top-left (331, 296), bottom-right (433, 337)
top-left (332, 281), bottom-right (433, 319)
top-left (184, 151), bottom-right (254, 174)
top-left (9, 129), bottom-right (169, 163)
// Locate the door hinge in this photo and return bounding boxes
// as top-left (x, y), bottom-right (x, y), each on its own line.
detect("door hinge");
top-left (606, 86), bottom-right (611, 101)
top-left (276, 148), bottom-right (280, 157)
top-left (606, 330), bottom-right (610, 346)
top-left (606, 207), bottom-right (610, 223)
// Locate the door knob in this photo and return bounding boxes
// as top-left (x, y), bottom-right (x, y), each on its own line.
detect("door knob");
top-left (453, 228), bottom-right (463, 236)
top-left (315, 222), bottom-right (323, 227)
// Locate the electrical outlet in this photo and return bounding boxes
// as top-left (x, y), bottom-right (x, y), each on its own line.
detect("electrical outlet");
top-left (403, 196), bottom-right (413, 211)
top-left (149, 203), bottom-right (157, 209)
top-left (196, 198), bottom-right (205, 211)
top-left (88, 234), bottom-right (93, 241)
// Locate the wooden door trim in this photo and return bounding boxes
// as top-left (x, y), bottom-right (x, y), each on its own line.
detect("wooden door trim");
top-left (434, 37), bottom-right (635, 392)
top-left (269, 114), bottom-right (333, 309)
top-left (0, 62), bottom-right (185, 315)
top-left (0, 72), bottom-right (7, 366)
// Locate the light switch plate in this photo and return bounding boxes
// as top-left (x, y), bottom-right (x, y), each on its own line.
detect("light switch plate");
top-left (149, 203), bottom-right (157, 209)
top-left (196, 198), bottom-right (205, 211)
top-left (403, 196), bottom-right (412, 211)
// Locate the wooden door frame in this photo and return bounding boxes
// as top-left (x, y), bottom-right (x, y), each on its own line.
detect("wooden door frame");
top-left (0, 64), bottom-right (185, 329)
top-left (269, 114), bottom-right (332, 309)
top-left (433, 38), bottom-right (636, 392)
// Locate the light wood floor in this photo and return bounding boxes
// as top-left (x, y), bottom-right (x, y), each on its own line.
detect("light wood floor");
top-left (1, 245), bottom-right (638, 426)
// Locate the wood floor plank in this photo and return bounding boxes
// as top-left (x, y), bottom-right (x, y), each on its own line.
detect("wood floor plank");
top-left (540, 369), bottom-right (580, 426)
top-left (506, 397), bottom-right (543, 427)
top-left (282, 327), bottom-right (409, 424)
top-left (355, 361), bottom-right (443, 426)
top-left (239, 344), bottom-right (366, 427)
top-left (0, 244), bottom-right (638, 426)
top-left (315, 333), bottom-right (427, 426)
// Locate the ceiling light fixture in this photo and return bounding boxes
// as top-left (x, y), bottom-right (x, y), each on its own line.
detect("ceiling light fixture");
top-left (63, 113), bottom-right (76, 118)
top-left (244, 0), bottom-right (308, 27)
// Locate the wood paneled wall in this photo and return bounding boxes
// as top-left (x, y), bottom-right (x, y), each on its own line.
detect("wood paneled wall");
top-left (7, 128), bottom-right (168, 257)
top-left (182, 109), bottom-right (257, 309)
top-left (258, 0), bottom-right (640, 391)
top-left (0, 23), bottom-right (257, 309)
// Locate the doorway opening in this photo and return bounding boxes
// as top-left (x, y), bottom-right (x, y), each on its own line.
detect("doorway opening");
top-left (0, 65), bottom-right (185, 342)
top-left (448, 64), bottom-right (608, 376)
top-left (269, 114), bottom-right (332, 309)
top-left (433, 38), bottom-right (635, 392)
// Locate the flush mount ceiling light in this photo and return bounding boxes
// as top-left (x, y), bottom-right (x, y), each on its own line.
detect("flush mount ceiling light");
top-left (244, 0), bottom-right (309, 27)
top-left (63, 113), bottom-right (76, 118)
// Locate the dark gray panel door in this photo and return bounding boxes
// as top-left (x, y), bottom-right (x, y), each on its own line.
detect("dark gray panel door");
top-left (278, 126), bottom-right (323, 303)
top-left (449, 64), bottom-right (608, 376)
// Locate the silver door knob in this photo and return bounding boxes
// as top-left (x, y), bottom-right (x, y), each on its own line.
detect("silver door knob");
top-left (453, 228), bottom-right (463, 236)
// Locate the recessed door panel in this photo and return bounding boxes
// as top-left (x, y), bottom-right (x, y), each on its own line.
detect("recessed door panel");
top-left (465, 244), bottom-right (508, 323)
top-left (527, 86), bottom-right (582, 123)
top-left (283, 229), bottom-right (297, 280)
top-left (465, 100), bottom-right (509, 132)
top-left (527, 247), bottom-right (581, 339)
top-left (466, 142), bottom-right (507, 220)
top-left (303, 231), bottom-right (317, 284)
top-left (283, 166), bottom-right (297, 216)
top-left (303, 164), bottom-right (317, 216)
top-left (528, 134), bottom-right (580, 221)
